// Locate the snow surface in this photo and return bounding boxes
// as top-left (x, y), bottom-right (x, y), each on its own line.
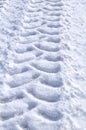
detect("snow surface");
top-left (0, 0), bottom-right (86, 130)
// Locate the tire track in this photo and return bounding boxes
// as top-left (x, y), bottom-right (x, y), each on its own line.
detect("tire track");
top-left (0, 0), bottom-right (68, 130)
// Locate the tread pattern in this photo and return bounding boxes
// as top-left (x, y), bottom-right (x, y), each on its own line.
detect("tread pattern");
top-left (0, 0), bottom-right (85, 130)
top-left (0, 0), bottom-right (66, 130)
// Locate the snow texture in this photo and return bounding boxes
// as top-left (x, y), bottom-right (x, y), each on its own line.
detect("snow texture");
top-left (0, 0), bottom-right (86, 130)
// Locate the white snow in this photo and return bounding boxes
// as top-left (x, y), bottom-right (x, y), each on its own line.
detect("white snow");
top-left (0, 0), bottom-right (86, 130)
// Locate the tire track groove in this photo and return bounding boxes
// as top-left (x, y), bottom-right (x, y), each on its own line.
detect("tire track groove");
top-left (0, 0), bottom-right (67, 129)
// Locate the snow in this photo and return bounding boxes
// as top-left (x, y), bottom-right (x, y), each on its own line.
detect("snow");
top-left (0, 0), bottom-right (86, 130)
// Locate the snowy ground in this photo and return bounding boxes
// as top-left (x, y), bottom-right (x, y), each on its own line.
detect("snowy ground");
top-left (0, 0), bottom-right (86, 130)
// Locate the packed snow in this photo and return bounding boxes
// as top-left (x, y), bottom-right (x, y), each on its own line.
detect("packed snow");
top-left (0, 0), bottom-right (86, 130)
